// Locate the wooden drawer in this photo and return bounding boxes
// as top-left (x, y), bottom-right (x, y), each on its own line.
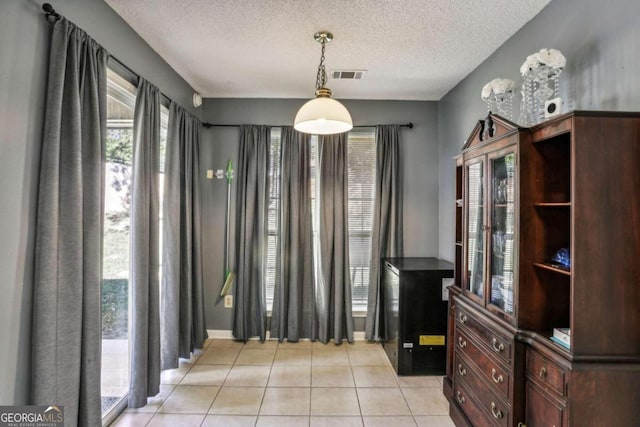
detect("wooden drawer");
top-left (453, 380), bottom-right (494, 427)
top-left (455, 367), bottom-right (510, 427)
top-left (526, 347), bottom-right (567, 398)
top-left (525, 380), bottom-right (566, 427)
top-left (456, 305), bottom-right (512, 366)
top-left (455, 328), bottom-right (511, 400)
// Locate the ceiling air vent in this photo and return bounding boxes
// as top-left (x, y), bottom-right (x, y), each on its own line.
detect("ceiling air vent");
top-left (331, 69), bottom-right (367, 80)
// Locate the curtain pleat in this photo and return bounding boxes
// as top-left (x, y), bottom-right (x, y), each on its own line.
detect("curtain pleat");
top-left (232, 125), bottom-right (270, 341)
top-left (31, 18), bottom-right (106, 427)
top-left (365, 125), bottom-right (403, 341)
top-left (315, 133), bottom-right (354, 344)
top-left (270, 127), bottom-right (315, 341)
top-left (128, 78), bottom-right (161, 408)
top-left (161, 102), bottom-right (206, 370)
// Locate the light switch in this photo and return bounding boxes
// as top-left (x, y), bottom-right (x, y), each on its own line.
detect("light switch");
top-left (206, 169), bottom-right (214, 179)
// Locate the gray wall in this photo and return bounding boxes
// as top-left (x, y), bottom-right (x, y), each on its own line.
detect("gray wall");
top-left (200, 99), bottom-right (439, 331)
top-left (438, 0), bottom-right (640, 262)
top-left (0, 0), bottom-right (197, 405)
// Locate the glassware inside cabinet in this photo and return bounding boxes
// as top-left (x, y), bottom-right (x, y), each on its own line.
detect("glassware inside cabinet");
top-left (490, 153), bottom-right (516, 314)
top-left (466, 160), bottom-right (485, 298)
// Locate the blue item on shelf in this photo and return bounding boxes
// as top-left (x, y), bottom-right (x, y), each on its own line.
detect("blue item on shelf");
top-left (552, 247), bottom-right (571, 268)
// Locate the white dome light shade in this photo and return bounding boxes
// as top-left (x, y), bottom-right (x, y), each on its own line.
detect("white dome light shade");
top-left (294, 97), bottom-right (353, 135)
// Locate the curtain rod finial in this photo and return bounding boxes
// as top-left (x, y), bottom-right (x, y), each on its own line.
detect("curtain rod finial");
top-left (43, 3), bottom-right (60, 20)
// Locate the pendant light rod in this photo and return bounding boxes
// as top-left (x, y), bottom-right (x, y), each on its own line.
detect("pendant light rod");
top-left (314, 32), bottom-right (332, 93)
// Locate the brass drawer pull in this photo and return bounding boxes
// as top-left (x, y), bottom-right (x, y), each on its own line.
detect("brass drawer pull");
top-left (458, 337), bottom-right (467, 349)
top-left (491, 368), bottom-right (504, 384)
top-left (491, 401), bottom-right (504, 419)
top-left (491, 337), bottom-right (505, 353)
top-left (458, 313), bottom-right (468, 324)
top-left (539, 365), bottom-right (547, 379)
top-left (457, 364), bottom-right (467, 376)
top-left (456, 391), bottom-right (466, 404)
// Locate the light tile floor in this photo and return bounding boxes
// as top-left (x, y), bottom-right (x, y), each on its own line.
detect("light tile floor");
top-left (110, 339), bottom-right (455, 427)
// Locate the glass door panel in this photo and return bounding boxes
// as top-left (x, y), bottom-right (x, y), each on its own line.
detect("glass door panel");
top-left (102, 69), bottom-right (135, 417)
top-left (466, 160), bottom-right (485, 298)
top-left (489, 152), bottom-right (516, 314)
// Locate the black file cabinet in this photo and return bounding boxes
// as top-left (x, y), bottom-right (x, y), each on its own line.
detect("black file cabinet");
top-left (382, 257), bottom-right (453, 375)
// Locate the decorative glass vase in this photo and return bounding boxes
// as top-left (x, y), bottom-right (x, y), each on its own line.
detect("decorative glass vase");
top-left (519, 65), bottom-right (562, 126)
top-left (481, 78), bottom-right (515, 121)
top-left (518, 48), bottom-right (566, 126)
top-left (485, 91), bottom-right (514, 121)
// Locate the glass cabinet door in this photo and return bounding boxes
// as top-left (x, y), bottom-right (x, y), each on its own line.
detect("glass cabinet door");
top-left (489, 152), bottom-right (516, 314)
top-left (466, 160), bottom-right (485, 298)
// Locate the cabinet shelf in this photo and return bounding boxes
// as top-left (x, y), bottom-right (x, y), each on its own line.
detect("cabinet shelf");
top-left (533, 262), bottom-right (571, 276)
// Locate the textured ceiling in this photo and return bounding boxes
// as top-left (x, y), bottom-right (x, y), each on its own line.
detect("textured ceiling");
top-left (105, 0), bottom-right (552, 100)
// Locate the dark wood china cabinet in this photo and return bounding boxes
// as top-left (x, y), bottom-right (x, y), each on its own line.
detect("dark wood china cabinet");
top-left (443, 111), bottom-right (640, 427)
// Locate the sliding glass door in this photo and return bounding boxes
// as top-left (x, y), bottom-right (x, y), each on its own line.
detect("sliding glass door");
top-left (101, 69), bottom-right (136, 416)
top-left (102, 68), bottom-right (169, 419)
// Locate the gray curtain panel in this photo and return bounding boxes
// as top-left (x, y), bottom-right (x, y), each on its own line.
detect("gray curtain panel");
top-left (315, 133), bottom-right (354, 344)
top-left (270, 127), bottom-right (316, 342)
top-left (161, 102), bottom-right (206, 370)
top-left (31, 18), bottom-right (106, 427)
top-left (233, 125), bottom-right (271, 341)
top-left (128, 78), bottom-right (161, 408)
top-left (365, 125), bottom-right (404, 341)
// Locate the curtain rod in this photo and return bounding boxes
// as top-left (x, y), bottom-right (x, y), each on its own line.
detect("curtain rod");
top-left (43, 3), bottom-right (173, 108)
top-left (203, 123), bottom-right (414, 129)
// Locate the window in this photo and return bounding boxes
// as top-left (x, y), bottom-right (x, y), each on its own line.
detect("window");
top-left (346, 129), bottom-right (376, 311)
top-left (265, 129), bottom-right (281, 311)
top-left (264, 129), bottom-right (376, 313)
top-left (101, 68), bottom-right (168, 418)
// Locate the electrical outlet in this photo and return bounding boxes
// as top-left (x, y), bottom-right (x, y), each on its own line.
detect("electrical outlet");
top-left (224, 294), bottom-right (233, 308)
top-left (206, 170), bottom-right (214, 179)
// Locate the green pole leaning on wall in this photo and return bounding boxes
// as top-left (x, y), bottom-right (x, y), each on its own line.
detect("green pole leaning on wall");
top-left (220, 160), bottom-right (235, 296)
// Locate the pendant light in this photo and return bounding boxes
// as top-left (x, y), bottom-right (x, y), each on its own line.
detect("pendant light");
top-left (294, 31), bottom-right (353, 135)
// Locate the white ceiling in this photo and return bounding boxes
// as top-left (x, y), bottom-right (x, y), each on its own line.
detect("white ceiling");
top-left (105, 0), bottom-right (552, 100)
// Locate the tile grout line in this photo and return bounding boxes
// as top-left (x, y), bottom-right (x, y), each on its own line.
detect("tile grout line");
top-left (257, 341), bottom-right (275, 422)
top-left (348, 345), bottom-right (364, 425)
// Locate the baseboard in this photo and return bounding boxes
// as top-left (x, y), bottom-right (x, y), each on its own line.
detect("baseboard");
top-left (354, 331), bottom-right (366, 341)
top-left (207, 329), bottom-right (234, 339)
top-left (207, 329), bottom-right (367, 341)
